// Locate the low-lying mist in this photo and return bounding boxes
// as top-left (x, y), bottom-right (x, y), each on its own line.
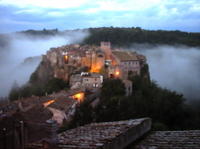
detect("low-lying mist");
top-left (0, 30), bottom-right (88, 98)
top-left (131, 44), bottom-right (200, 101)
top-left (1, 32), bottom-right (199, 101)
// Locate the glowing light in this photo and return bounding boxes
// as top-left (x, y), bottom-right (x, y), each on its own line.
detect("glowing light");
top-left (72, 92), bottom-right (84, 102)
top-left (43, 99), bottom-right (55, 107)
top-left (64, 55), bottom-right (68, 61)
top-left (90, 63), bottom-right (102, 73)
top-left (90, 67), bottom-right (100, 73)
top-left (115, 71), bottom-right (120, 76)
top-left (76, 93), bottom-right (81, 98)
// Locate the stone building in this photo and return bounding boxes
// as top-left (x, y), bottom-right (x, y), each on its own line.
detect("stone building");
top-left (69, 74), bottom-right (82, 89)
top-left (100, 41), bottom-right (112, 60)
top-left (34, 42), bottom-right (147, 87)
top-left (77, 46), bottom-right (106, 73)
top-left (70, 73), bottom-right (103, 90)
top-left (90, 49), bottom-right (105, 73)
top-left (82, 73), bottom-right (103, 89)
top-left (110, 50), bottom-right (142, 79)
top-left (81, 50), bottom-right (92, 68)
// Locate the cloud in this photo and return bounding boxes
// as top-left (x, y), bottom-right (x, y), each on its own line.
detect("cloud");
top-left (47, 11), bottom-right (66, 17)
top-left (0, 0), bottom-right (90, 9)
top-left (15, 8), bottom-right (44, 14)
top-left (93, 0), bottom-right (162, 12)
top-left (131, 44), bottom-right (200, 100)
top-left (0, 0), bottom-right (200, 32)
top-left (0, 30), bottom-right (89, 97)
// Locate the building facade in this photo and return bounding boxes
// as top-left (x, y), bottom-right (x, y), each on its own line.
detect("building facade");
top-left (69, 73), bottom-right (103, 90)
top-left (110, 50), bottom-right (143, 79)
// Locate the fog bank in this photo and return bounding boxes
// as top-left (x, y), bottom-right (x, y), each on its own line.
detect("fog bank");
top-left (0, 30), bottom-right (88, 97)
top-left (131, 45), bottom-right (200, 100)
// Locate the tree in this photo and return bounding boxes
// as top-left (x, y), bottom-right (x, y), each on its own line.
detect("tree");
top-left (9, 81), bottom-right (20, 101)
top-left (101, 79), bottom-right (125, 99)
top-left (83, 27), bottom-right (200, 47)
top-left (67, 76), bottom-right (200, 131)
top-left (45, 78), bottom-right (68, 94)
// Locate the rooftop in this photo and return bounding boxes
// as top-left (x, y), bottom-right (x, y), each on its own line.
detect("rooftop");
top-left (134, 130), bottom-right (200, 149)
top-left (25, 118), bottom-right (200, 149)
top-left (58, 118), bottom-right (151, 149)
top-left (48, 97), bottom-right (75, 111)
top-left (112, 51), bottom-right (139, 61)
top-left (82, 73), bottom-right (103, 78)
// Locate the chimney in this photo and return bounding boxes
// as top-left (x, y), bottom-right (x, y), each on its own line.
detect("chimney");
top-left (46, 120), bottom-right (58, 144)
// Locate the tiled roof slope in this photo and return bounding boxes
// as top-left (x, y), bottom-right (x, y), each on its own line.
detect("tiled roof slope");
top-left (112, 51), bottom-right (138, 61)
top-left (49, 97), bottom-right (75, 111)
top-left (58, 118), bottom-right (151, 149)
top-left (134, 130), bottom-right (200, 149)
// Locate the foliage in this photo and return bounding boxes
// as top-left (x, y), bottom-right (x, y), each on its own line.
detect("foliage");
top-left (29, 71), bottom-right (38, 84)
top-left (9, 87), bottom-right (20, 101)
top-left (69, 101), bottom-right (94, 128)
top-left (66, 77), bottom-right (200, 131)
top-left (9, 27), bottom-right (200, 47)
top-left (83, 27), bottom-right (200, 47)
top-left (20, 28), bottom-right (59, 36)
top-left (9, 81), bottom-right (20, 101)
top-left (9, 78), bottom-right (69, 101)
top-left (101, 79), bottom-right (125, 99)
top-left (45, 78), bottom-right (68, 93)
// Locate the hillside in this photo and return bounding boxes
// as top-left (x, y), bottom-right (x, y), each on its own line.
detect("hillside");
top-left (1, 27), bottom-right (200, 50)
top-left (82, 27), bottom-right (200, 47)
top-left (17, 28), bottom-right (200, 47)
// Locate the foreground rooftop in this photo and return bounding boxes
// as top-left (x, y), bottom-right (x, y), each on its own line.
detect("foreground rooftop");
top-left (25, 117), bottom-right (200, 149)
top-left (58, 118), bottom-right (151, 149)
top-left (135, 130), bottom-right (200, 149)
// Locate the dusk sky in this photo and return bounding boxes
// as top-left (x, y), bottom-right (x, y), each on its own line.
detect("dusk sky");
top-left (0, 0), bottom-right (199, 33)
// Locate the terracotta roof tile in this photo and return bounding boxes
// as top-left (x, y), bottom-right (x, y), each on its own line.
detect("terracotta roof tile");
top-left (135, 130), bottom-right (200, 149)
top-left (58, 118), bottom-right (151, 149)
top-left (112, 51), bottom-right (138, 61)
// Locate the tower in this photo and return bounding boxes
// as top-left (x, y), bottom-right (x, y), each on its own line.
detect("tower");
top-left (100, 42), bottom-right (112, 60)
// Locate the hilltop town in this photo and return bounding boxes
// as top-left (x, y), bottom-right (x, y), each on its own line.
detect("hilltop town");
top-left (32, 41), bottom-right (148, 98)
top-left (1, 41), bottom-right (200, 149)
top-left (0, 42), bottom-right (150, 148)
top-left (0, 42), bottom-right (149, 122)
